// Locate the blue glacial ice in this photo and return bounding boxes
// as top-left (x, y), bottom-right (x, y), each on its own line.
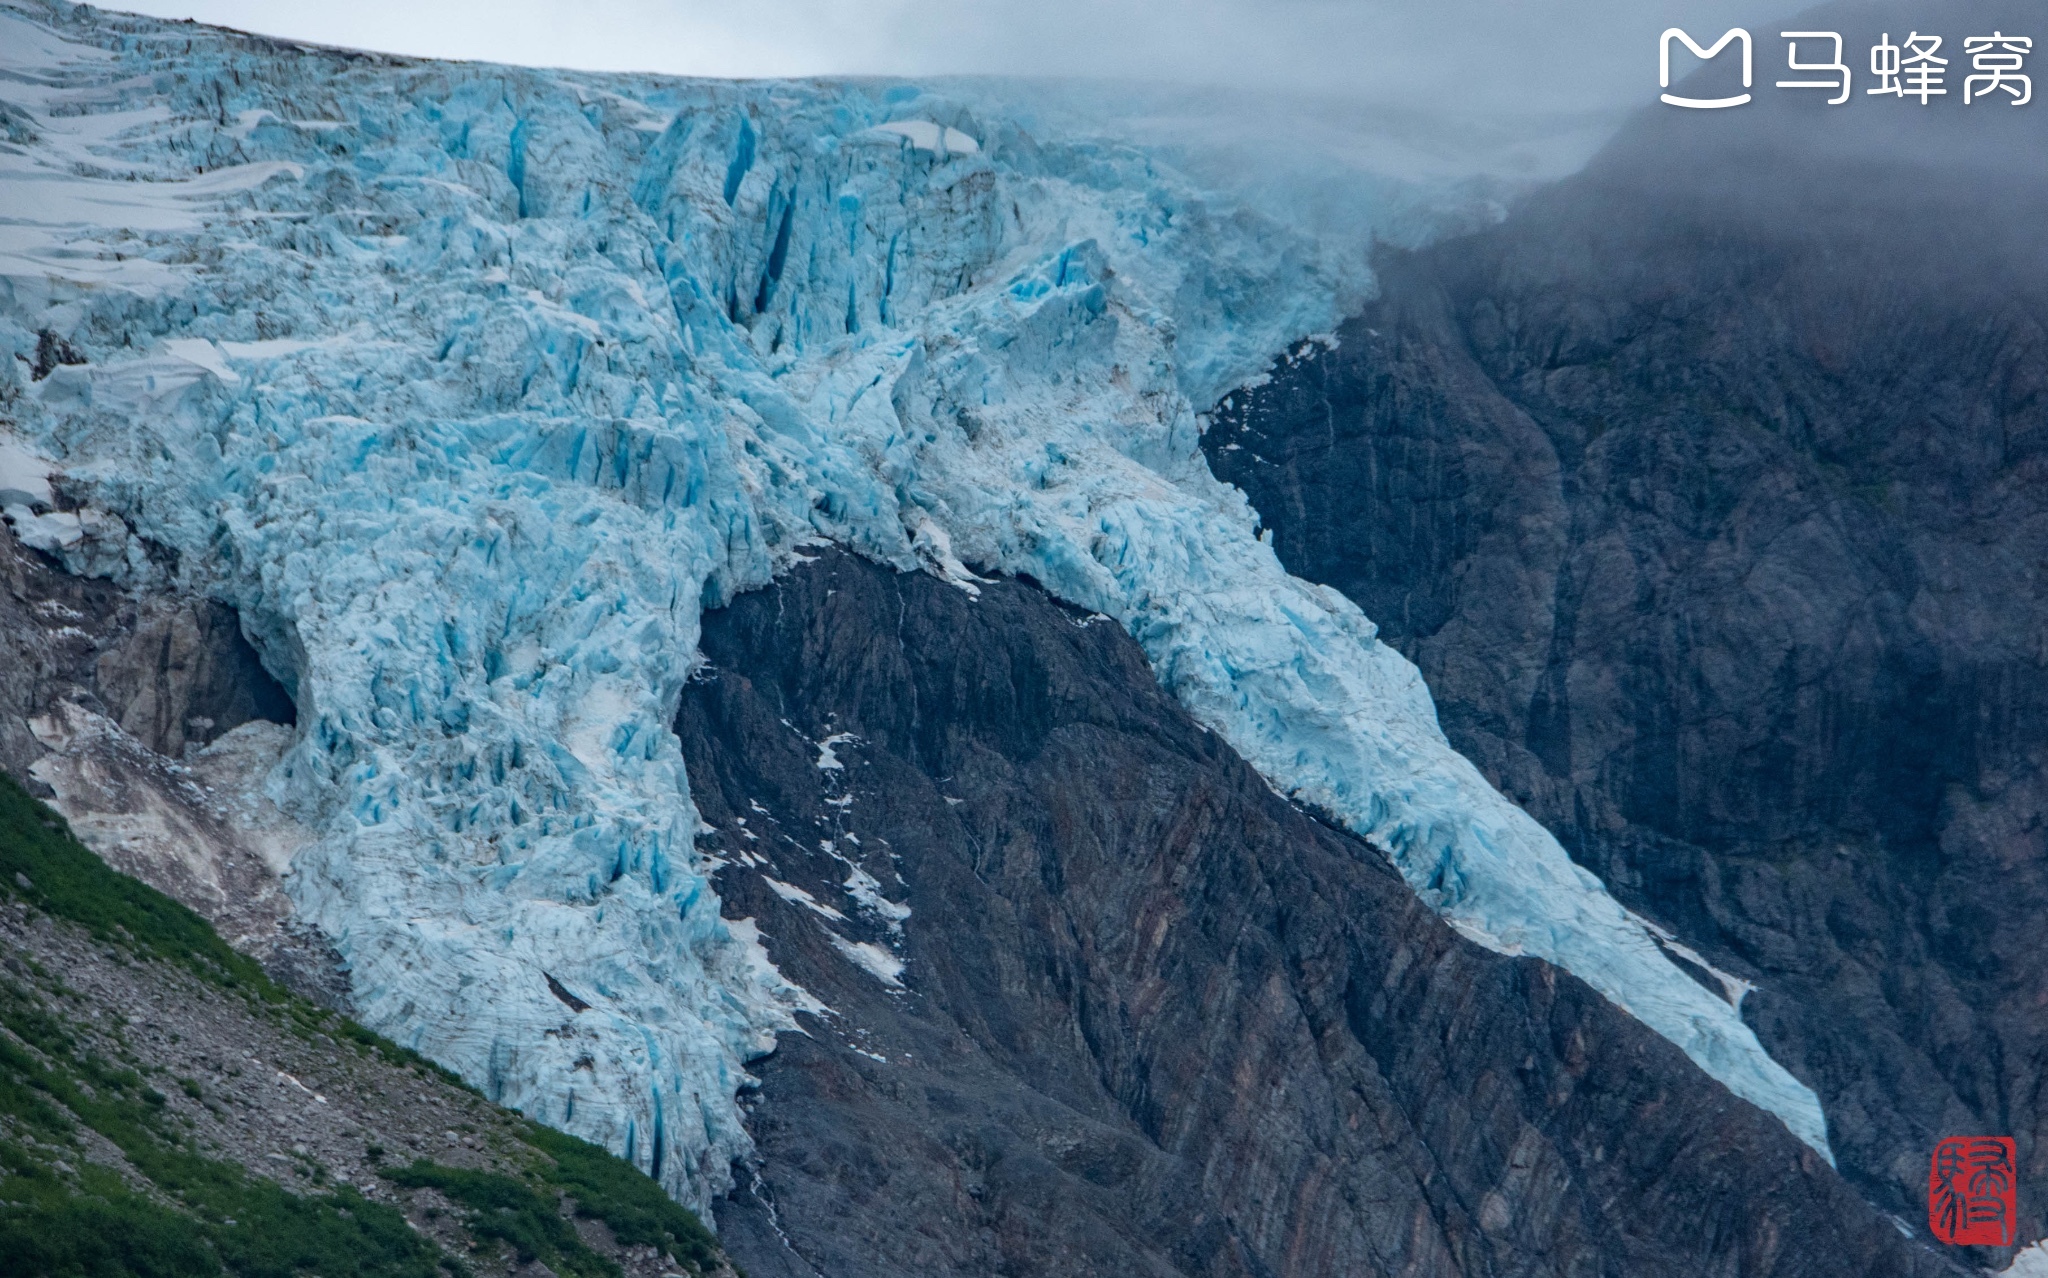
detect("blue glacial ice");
top-left (0, 0), bottom-right (1829, 1209)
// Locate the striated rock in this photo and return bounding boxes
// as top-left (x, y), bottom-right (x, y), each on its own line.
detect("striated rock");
top-left (94, 594), bottom-right (297, 760)
top-left (0, 776), bottom-right (734, 1278)
top-left (0, 521), bottom-right (324, 997)
top-left (0, 521), bottom-right (296, 770)
top-left (682, 550), bottom-right (1961, 1277)
top-left (1202, 51), bottom-right (2048, 1266)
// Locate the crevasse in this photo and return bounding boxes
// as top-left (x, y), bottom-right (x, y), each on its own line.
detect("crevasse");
top-left (0, 0), bottom-right (1828, 1211)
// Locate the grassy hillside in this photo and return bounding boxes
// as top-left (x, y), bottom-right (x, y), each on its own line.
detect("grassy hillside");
top-left (0, 772), bottom-right (729, 1278)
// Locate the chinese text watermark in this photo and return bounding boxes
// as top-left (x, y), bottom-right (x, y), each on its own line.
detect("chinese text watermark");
top-left (1661, 28), bottom-right (2032, 107)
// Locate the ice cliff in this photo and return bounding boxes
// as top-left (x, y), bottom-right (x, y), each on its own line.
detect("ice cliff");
top-left (0, 0), bottom-right (1829, 1210)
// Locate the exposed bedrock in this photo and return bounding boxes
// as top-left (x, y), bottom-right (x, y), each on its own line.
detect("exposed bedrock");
top-left (680, 549), bottom-right (1959, 1278)
top-left (0, 521), bottom-right (329, 999)
top-left (0, 521), bottom-right (296, 770)
top-left (1202, 60), bottom-right (2048, 1265)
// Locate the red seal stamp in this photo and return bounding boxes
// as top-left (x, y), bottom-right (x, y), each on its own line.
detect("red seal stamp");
top-left (1930, 1136), bottom-right (2017, 1246)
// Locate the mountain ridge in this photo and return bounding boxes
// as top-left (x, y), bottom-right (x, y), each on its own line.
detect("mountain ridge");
top-left (1203, 63), bottom-right (2048, 1265)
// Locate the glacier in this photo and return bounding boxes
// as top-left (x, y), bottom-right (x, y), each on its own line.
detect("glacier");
top-left (0, 0), bottom-right (1829, 1211)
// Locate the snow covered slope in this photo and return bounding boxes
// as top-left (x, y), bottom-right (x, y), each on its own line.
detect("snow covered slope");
top-left (0, 0), bottom-right (1828, 1209)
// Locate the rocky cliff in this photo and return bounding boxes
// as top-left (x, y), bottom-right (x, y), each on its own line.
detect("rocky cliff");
top-left (0, 520), bottom-right (346, 1004)
top-left (1203, 49), bottom-right (2048, 1268)
top-left (2, 2), bottom-right (2034, 1272)
top-left (680, 549), bottom-right (1960, 1277)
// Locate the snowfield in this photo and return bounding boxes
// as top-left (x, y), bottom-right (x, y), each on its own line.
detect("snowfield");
top-left (0, 0), bottom-right (1828, 1210)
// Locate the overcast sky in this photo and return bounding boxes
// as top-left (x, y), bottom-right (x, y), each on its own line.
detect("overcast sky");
top-left (116, 0), bottom-right (1797, 116)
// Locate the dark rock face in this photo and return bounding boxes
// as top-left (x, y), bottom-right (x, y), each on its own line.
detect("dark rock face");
top-left (94, 592), bottom-right (297, 759)
top-left (1201, 86), bottom-right (2048, 1264)
top-left (0, 522), bottom-right (330, 999)
top-left (0, 521), bottom-right (296, 779)
top-left (682, 550), bottom-right (1959, 1278)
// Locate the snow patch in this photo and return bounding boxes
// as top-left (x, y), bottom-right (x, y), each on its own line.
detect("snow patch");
top-left (162, 339), bottom-right (240, 384)
top-left (3, 504), bottom-right (123, 557)
top-left (814, 733), bottom-right (857, 773)
top-left (861, 120), bottom-right (980, 155)
top-left (826, 933), bottom-right (905, 987)
top-left (1632, 908), bottom-right (1757, 1012)
top-left (762, 876), bottom-right (848, 923)
top-left (0, 437), bottom-right (55, 510)
top-left (219, 337), bottom-right (327, 361)
top-left (841, 863), bottom-right (909, 933)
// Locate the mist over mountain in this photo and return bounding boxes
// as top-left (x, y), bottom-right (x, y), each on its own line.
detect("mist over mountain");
top-left (1, 0), bottom-right (2041, 1274)
top-left (1209, 3), bottom-right (2048, 1267)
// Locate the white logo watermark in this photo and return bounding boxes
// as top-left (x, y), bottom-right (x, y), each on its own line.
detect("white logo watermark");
top-left (1661, 27), bottom-right (2032, 107)
top-left (1662, 27), bottom-right (1752, 108)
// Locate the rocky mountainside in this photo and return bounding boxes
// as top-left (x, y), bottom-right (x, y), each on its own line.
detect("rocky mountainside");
top-left (0, 769), bottom-right (732, 1278)
top-left (678, 549), bottom-right (1959, 1278)
top-left (0, 518), bottom-right (349, 1004)
top-left (3, 502), bottom-right (1971, 1278)
top-left (1203, 34), bottom-right (2048, 1269)
top-left (0, 1), bottom-right (1851, 1194)
top-left (1, 1), bottom-right (2035, 1274)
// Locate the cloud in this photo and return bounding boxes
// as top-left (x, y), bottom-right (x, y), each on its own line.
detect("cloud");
top-left (131, 1), bottom-right (2029, 232)
top-left (116, 0), bottom-right (1790, 114)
